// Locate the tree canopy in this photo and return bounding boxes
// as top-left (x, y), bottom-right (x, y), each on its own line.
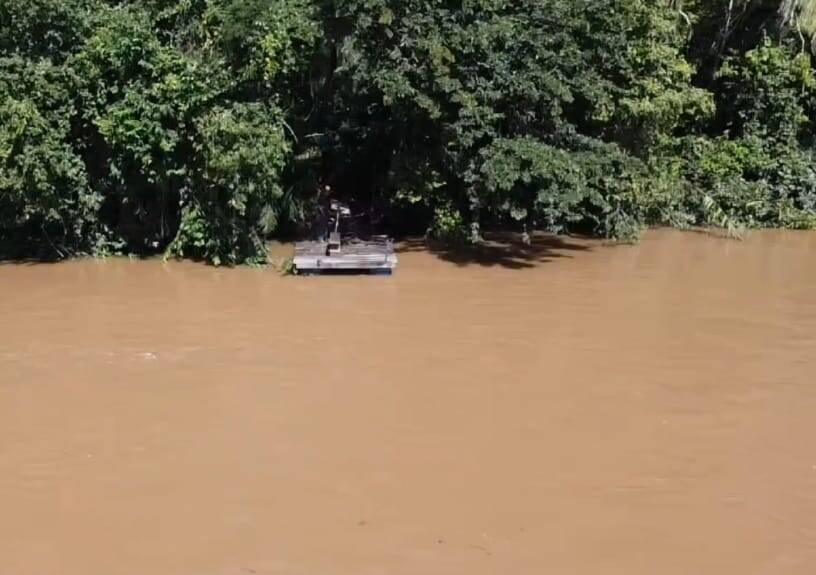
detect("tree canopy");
top-left (2, 0), bottom-right (816, 262)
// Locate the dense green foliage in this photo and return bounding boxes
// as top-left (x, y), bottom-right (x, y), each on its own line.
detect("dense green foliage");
top-left (2, 0), bottom-right (816, 262)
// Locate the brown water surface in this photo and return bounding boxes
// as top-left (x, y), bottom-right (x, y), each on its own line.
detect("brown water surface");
top-left (1, 230), bottom-right (815, 574)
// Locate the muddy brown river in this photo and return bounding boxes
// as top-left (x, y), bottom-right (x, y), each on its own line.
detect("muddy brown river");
top-left (1, 229), bottom-right (815, 574)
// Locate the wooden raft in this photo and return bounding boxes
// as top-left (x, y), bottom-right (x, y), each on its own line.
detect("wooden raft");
top-left (294, 236), bottom-right (398, 273)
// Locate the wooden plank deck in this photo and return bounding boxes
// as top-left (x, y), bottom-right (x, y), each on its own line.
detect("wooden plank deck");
top-left (294, 237), bottom-right (398, 273)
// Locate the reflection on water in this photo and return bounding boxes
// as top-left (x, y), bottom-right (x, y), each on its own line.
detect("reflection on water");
top-left (1, 229), bottom-right (815, 574)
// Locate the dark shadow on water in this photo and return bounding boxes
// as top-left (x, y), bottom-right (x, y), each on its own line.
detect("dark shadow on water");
top-left (2, 234), bottom-right (596, 271)
top-left (0, 255), bottom-right (68, 266)
top-left (0, 260), bottom-right (47, 267)
top-left (0, 246), bottom-right (165, 266)
top-left (397, 233), bottom-right (593, 269)
top-left (0, 254), bottom-right (159, 267)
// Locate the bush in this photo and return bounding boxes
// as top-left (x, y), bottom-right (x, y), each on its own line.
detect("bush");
top-left (168, 103), bottom-right (290, 265)
top-left (0, 57), bottom-right (104, 256)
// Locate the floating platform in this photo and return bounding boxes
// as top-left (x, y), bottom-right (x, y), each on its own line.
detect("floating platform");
top-left (294, 236), bottom-right (398, 274)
